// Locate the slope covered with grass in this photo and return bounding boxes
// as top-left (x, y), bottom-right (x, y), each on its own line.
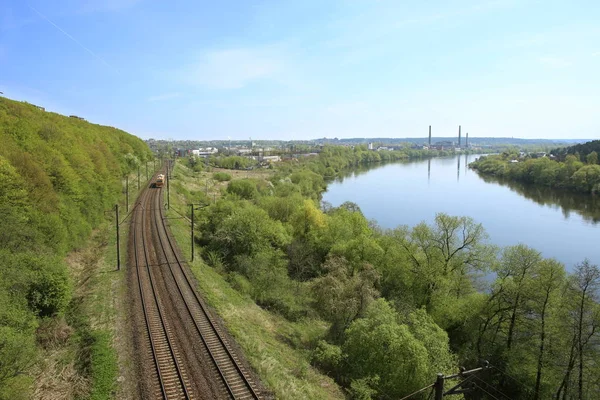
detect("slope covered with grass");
top-left (0, 97), bottom-right (151, 399)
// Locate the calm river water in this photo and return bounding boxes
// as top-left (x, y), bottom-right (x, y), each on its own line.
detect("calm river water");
top-left (322, 155), bottom-right (600, 271)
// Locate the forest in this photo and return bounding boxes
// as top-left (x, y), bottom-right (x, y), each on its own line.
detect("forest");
top-left (186, 145), bottom-right (600, 399)
top-left (470, 146), bottom-right (600, 194)
top-left (0, 97), bottom-right (152, 398)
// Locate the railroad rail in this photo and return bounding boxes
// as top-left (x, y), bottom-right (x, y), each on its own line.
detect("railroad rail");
top-left (132, 169), bottom-right (261, 399)
top-left (132, 187), bottom-right (193, 399)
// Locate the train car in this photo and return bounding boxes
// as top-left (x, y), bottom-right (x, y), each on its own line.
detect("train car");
top-left (155, 173), bottom-right (165, 188)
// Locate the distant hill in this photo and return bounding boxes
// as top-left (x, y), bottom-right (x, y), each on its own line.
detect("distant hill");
top-left (147, 137), bottom-right (588, 153)
top-left (552, 139), bottom-right (600, 160)
top-left (0, 96), bottom-right (152, 397)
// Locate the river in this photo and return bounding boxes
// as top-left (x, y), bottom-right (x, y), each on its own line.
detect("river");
top-left (321, 154), bottom-right (600, 271)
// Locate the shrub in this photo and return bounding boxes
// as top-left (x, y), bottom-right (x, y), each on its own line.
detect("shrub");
top-left (213, 172), bottom-right (232, 182)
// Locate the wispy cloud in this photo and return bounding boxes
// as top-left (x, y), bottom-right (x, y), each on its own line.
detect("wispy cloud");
top-left (147, 92), bottom-right (181, 102)
top-left (539, 56), bottom-right (572, 68)
top-left (182, 48), bottom-right (283, 89)
top-left (28, 5), bottom-right (119, 74)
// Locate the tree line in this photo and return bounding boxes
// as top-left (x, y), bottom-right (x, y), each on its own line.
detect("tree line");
top-left (470, 148), bottom-right (600, 194)
top-left (185, 146), bottom-right (600, 399)
top-left (0, 97), bottom-right (152, 398)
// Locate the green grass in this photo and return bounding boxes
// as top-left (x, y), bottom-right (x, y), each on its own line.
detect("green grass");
top-left (34, 168), bottom-right (159, 400)
top-left (81, 330), bottom-right (119, 400)
top-left (165, 162), bottom-right (345, 399)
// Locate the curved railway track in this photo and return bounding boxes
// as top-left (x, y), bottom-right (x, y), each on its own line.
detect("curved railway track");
top-left (130, 171), bottom-right (261, 400)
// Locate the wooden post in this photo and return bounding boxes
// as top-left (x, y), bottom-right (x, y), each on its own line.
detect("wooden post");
top-left (435, 374), bottom-right (444, 400)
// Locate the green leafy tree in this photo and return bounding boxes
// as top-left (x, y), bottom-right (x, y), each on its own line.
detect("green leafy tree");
top-left (342, 299), bottom-right (436, 398)
top-left (312, 256), bottom-right (380, 341)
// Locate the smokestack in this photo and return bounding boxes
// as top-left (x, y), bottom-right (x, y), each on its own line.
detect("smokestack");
top-left (466, 132), bottom-right (469, 148)
top-left (428, 125), bottom-right (432, 146)
top-left (458, 125), bottom-right (462, 147)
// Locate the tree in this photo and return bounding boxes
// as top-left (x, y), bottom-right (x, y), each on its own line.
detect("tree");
top-left (342, 299), bottom-right (453, 398)
top-left (226, 179), bottom-right (259, 199)
top-left (531, 259), bottom-right (565, 400)
top-left (556, 260), bottom-right (600, 400)
top-left (586, 151), bottom-right (598, 165)
top-left (312, 256), bottom-right (380, 341)
top-left (212, 205), bottom-right (291, 262)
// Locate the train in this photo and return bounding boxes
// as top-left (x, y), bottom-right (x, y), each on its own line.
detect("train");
top-left (155, 174), bottom-right (165, 188)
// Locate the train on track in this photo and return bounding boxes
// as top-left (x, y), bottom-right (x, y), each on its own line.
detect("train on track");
top-left (155, 173), bottom-right (165, 188)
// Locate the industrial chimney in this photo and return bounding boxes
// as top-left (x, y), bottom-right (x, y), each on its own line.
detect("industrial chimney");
top-left (428, 125), bottom-right (432, 146)
top-left (458, 125), bottom-right (462, 147)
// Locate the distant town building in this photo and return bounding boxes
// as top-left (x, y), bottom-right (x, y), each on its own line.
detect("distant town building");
top-left (192, 147), bottom-right (218, 157)
top-left (261, 155), bottom-right (281, 163)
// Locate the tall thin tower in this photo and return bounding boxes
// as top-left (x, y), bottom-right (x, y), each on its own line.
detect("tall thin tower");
top-left (428, 125), bottom-right (432, 146)
top-left (458, 125), bottom-right (462, 147)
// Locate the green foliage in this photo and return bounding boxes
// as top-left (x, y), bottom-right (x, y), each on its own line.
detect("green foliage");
top-left (471, 151), bottom-right (600, 194)
top-left (0, 326), bottom-right (37, 396)
top-left (78, 330), bottom-right (118, 400)
top-left (227, 179), bottom-right (259, 199)
top-left (0, 97), bottom-right (151, 397)
top-left (26, 257), bottom-right (72, 318)
top-left (213, 155), bottom-right (257, 169)
top-left (312, 340), bottom-right (342, 375)
top-left (342, 299), bottom-right (431, 398)
top-left (213, 171), bottom-right (232, 181)
top-left (312, 257), bottom-right (380, 340)
top-left (187, 141), bottom-right (600, 399)
top-left (211, 204), bottom-right (291, 261)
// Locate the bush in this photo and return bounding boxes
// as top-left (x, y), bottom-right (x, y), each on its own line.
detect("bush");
top-left (26, 258), bottom-right (72, 318)
top-left (312, 340), bottom-right (342, 374)
top-left (226, 179), bottom-right (259, 200)
top-left (213, 172), bottom-right (232, 182)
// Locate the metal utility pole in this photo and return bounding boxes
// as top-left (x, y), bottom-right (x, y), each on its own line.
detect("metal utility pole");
top-left (115, 204), bottom-right (120, 271)
top-left (190, 204), bottom-right (195, 262)
top-left (137, 166), bottom-right (140, 190)
top-left (146, 162), bottom-right (148, 181)
top-left (166, 169), bottom-right (170, 210)
top-left (126, 176), bottom-right (129, 211)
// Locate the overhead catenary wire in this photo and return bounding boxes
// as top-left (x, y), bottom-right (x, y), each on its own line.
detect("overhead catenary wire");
top-left (471, 374), bottom-right (513, 400)
top-left (491, 364), bottom-right (535, 394)
top-left (399, 383), bottom-right (435, 400)
top-left (474, 382), bottom-right (502, 400)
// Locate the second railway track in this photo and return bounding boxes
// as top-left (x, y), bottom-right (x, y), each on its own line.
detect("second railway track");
top-left (130, 171), bottom-right (261, 400)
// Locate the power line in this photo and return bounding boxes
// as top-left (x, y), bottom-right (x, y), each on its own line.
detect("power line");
top-left (399, 383), bottom-right (435, 400)
top-left (471, 374), bottom-right (512, 400)
top-left (474, 382), bottom-right (502, 400)
top-left (490, 365), bottom-right (534, 394)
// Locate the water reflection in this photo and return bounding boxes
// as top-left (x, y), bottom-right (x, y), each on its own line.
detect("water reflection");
top-left (477, 174), bottom-right (600, 224)
top-left (428, 158), bottom-right (431, 183)
top-left (328, 157), bottom-right (600, 225)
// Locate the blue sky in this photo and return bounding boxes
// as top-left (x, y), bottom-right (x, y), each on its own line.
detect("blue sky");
top-left (1, 0), bottom-right (599, 140)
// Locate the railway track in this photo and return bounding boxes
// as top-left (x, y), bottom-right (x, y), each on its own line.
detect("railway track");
top-left (133, 187), bottom-right (193, 399)
top-left (131, 170), bottom-right (261, 399)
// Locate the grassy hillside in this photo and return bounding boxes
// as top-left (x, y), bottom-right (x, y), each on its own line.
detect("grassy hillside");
top-left (0, 97), bottom-right (152, 399)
